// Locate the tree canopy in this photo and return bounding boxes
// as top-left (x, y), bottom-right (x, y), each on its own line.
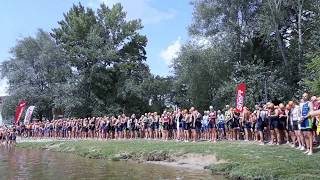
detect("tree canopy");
top-left (172, 0), bottom-right (320, 110)
top-left (1, 30), bottom-right (71, 120)
top-left (2, 1), bottom-right (320, 121)
top-left (1, 3), bottom-right (171, 120)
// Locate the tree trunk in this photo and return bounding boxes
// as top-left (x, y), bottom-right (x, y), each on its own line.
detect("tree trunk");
top-left (275, 25), bottom-right (289, 68)
top-left (268, 0), bottom-right (289, 68)
top-left (298, 0), bottom-right (303, 73)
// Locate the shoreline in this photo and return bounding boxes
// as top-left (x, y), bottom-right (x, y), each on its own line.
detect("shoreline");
top-left (16, 138), bottom-right (226, 171)
top-left (16, 138), bottom-right (320, 179)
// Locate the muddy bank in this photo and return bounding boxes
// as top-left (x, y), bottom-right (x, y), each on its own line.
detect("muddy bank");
top-left (17, 139), bottom-right (320, 179)
top-left (145, 153), bottom-right (227, 170)
top-left (17, 140), bottom-right (227, 171)
top-left (0, 147), bottom-right (227, 180)
top-left (113, 151), bottom-right (227, 171)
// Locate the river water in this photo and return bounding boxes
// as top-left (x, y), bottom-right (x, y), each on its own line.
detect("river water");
top-left (0, 146), bottom-right (226, 180)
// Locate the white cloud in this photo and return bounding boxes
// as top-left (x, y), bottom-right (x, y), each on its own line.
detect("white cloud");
top-left (0, 78), bottom-right (8, 96)
top-left (88, 0), bottom-right (176, 24)
top-left (160, 37), bottom-right (182, 65)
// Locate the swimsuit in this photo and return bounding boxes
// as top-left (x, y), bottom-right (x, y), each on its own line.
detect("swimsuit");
top-left (278, 110), bottom-right (286, 130)
top-left (269, 110), bottom-right (279, 130)
top-left (217, 114), bottom-right (225, 129)
top-left (231, 116), bottom-right (240, 129)
top-left (300, 102), bottom-right (312, 130)
top-left (256, 110), bottom-right (267, 131)
top-left (163, 116), bottom-right (169, 130)
top-left (209, 112), bottom-right (217, 129)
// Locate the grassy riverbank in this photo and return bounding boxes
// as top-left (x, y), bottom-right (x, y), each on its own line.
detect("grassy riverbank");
top-left (17, 140), bottom-right (320, 179)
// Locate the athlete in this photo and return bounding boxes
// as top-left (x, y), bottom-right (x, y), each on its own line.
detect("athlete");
top-left (202, 111), bottom-right (209, 140)
top-left (290, 102), bottom-right (302, 149)
top-left (224, 105), bottom-right (233, 140)
top-left (243, 107), bottom-right (252, 141)
top-left (278, 103), bottom-right (288, 144)
top-left (162, 111), bottom-right (170, 141)
top-left (208, 106), bottom-right (217, 142)
top-left (217, 110), bottom-right (225, 140)
top-left (300, 93), bottom-right (314, 155)
top-left (268, 103), bottom-right (280, 145)
top-left (231, 112), bottom-right (241, 141)
top-left (256, 105), bottom-right (267, 145)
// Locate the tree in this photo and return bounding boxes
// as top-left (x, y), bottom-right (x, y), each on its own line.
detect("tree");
top-left (190, 0), bottom-right (262, 62)
top-left (51, 3), bottom-right (149, 116)
top-left (0, 30), bottom-right (71, 121)
top-left (174, 0), bottom-right (320, 110)
top-left (304, 54), bottom-right (320, 95)
top-left (172, 42), bottom-right (232, 111)
top-left (141, 75), bottom-right (174, 113)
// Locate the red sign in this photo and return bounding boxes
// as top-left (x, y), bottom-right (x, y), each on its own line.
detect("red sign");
top-left (235, 83), bottom-right (246, 112)
top-left (15, 100), bottom-right (27, 124)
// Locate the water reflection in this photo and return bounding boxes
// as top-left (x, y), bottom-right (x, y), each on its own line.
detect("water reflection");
top-left (0, 147), bottom-right (226, 180)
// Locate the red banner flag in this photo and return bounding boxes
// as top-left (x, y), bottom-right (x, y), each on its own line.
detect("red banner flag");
top-left (235, 83), bottom-right (246, 113)
top-left (15, 100), bottom-right (27, 124)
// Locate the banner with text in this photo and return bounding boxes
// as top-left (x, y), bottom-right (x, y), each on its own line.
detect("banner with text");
top-left (24, 106), bottom-right (35, 125)
top-left (15, 100), bottom-right (27, 124)
top-left (235, 83), bottom-right (246, 113)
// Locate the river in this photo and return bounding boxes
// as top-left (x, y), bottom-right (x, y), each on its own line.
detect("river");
top-left (0, 146), bottom-right (226, 180)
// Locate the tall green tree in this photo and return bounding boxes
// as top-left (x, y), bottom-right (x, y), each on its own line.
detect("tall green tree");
top-left (173, 42), bottom-right (232, 110)
top-left (0, 30), bottom-right (71, 120)
top-left (304, 53), bottom-right (320, 95)
top-left (172, 0), bottom-right (320, 110)
top-left (51, 3), bottom-right (149, 116)
top-left (142, 75), bottom-right (174, 113)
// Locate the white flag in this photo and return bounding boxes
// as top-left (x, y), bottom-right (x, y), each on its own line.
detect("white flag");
top-left (24, 106), bottom-right (35, 125)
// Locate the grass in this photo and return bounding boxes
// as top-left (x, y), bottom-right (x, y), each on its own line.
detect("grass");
top-left (17, 140), bottom-right (320, 180)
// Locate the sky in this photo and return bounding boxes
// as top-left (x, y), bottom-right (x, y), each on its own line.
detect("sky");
top-left (0, 0), bottom-right (193, 96)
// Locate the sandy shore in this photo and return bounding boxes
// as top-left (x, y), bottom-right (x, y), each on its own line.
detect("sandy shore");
top-left (16, 138), bottom-right (320, 179)
top-left (145, 153), bottom-right (227, 170)
top-left (17, 137), bottom-right (63, 143)
top-left (16, 137), bottom-right (227, 171)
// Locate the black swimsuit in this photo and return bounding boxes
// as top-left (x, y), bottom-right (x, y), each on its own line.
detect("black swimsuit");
top-left (232, 116), bottom-right (240, 128)
top-left (278, 110), bottom-right (286, 130)
top-left (190, 116), bottom-right (196, 129)
top-left (269, 110), bottom-right (279, 130)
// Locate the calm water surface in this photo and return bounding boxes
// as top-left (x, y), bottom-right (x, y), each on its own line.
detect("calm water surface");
top-left (0, 146), bottom-right (226, 180)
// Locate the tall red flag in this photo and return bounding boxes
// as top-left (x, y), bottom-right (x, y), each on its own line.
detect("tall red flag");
top-left (15, 100), bottom-right (27, 124)
top-left (235, 83), bottom-right (246, 113)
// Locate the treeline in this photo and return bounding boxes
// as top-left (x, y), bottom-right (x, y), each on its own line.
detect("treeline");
top-left (0, 3), bottom-right (172, 120)
top-left (1, 1), bottom-right (320, 120)
top-left (172, 0), bottom-right (320, 110)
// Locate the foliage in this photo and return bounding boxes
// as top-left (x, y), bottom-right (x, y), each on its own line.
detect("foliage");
top-left (173, 43), bottom-right (231, 110)
top-left (141, 75), bottom-right (174, 113)
top-left (3, 1), bottom-right (320, 119)
top-left (1, 3), bottom-right (173, 120)
top-left (305, 54), bottom-right (320, 95)
top-left (51, 3), bottom-right (149, 117)
top-left (0, 30), bottom-right (71, 120)
top-left (172, 0), bottom-right (320, 110)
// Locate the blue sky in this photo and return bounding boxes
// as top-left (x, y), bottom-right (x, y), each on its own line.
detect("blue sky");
top-left (0, 0), bottom-right (193, 96)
